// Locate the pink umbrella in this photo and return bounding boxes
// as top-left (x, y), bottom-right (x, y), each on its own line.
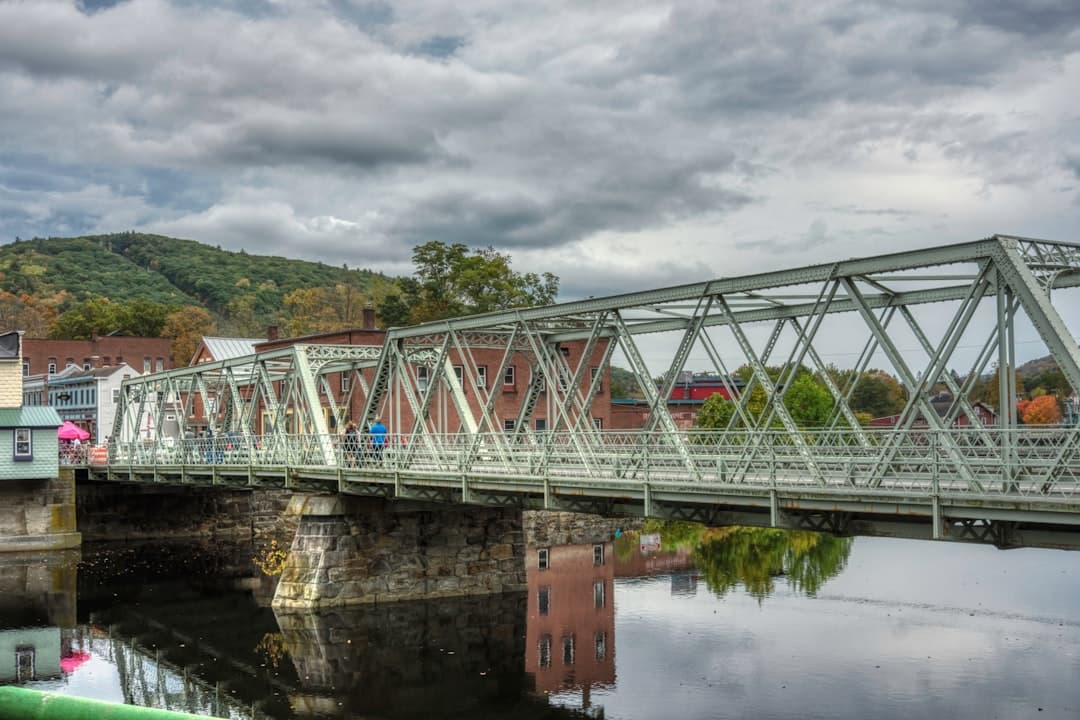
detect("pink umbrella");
top-left (57, 421), bottom-right (90, 441)
top-left (61, 650), bottom-right (92, 674)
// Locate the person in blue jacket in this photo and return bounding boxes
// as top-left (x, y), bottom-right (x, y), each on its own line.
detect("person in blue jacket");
top-left (369, 417), bottom-right (388, 463)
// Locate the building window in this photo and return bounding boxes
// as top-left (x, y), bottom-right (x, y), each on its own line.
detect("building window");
top-left (477, 365), bottom-right (487, 389)
top-left (47, 358), bottom-right (56, 375)
top-left (102, 356), bottom-right (110, 367)
top-left (112, 388), bottom-right (120, 403)
top-left (503, 365), bottom-right (515, 387)
top-left (504, 419), bottom-right (516, 432)
top-left (115, 355), bottom-right (123, 365)
top-left (537, 547), bottom-right (549, 570)
top-left (593, 543), bottom-right (605, 566)
top-left (155, 357), bottom-right (164, 372)
top-left (341, 373), bottom-right (351, 393)
top-left (65, 357), bottom-right (74, 368)
top-left (417, 366), bottom-right (429, 392)
top-left (15, 647), bottom-right (35, 682)
top-left (559, 346), bottom-right (570, 359)
top-left (595, 632), bottom-right (607, 661)
top-left (562, 634), bottom-right (575, 666)
top-left (556, 368), bottom-right (570, 393)
top-left (535, 418), bottom-right (547, 432)
top-left (538, 635), bottom-right (552, 669)
top-left (594, 580), bottom-right (606, 609)
top-left (22, 360), bottom-right (28, 376)
top-left (452, 365), bottom-right (464, 389)
top-left (592, 417), bottom-right (603, 430)
top-left (538, 586), bottom-right (550, 616)
top-left (591, 367), bottom-right (601, 391)
top-left (83, 362), bottom-right (90, 370)
top-left (14, 428), bottom-right (32, 460)
top-left (143, 357), bottom-right (151, 372)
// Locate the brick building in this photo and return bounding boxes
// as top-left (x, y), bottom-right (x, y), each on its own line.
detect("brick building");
top-left (610, 372), bottom-right (744, 430)
top-left (241, 314), bottom-right (613, 435)
top-left (22, 336), bottom-right (173, 377)
top-left (869, 397), bottom-right (997, 428)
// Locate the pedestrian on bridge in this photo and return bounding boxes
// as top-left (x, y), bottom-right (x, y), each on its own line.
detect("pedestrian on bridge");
top-left (370, 418), bottom-right (387, 464)
top-left (343, 421), bottom-right (360, 467)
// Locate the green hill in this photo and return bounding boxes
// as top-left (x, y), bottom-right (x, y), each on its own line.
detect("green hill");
top-left (0, 232), bottom-right (382, 321)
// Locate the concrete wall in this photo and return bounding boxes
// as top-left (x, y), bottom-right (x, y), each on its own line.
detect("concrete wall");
top-left (274, 495), bottom-right (526, 608)
top-left (0, 471), bottom-right (80, 551)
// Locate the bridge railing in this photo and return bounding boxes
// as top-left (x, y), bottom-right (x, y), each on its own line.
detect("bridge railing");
top-left (104, 426), bottom-right (1079, 498)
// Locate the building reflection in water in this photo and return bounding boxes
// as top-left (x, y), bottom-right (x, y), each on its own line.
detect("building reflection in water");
top-left (525, 541), bottom-right (616, 707)
top-left (0, 550), bottom-right (79, 685)
top-left (524, 537), bottom-right (698, 711)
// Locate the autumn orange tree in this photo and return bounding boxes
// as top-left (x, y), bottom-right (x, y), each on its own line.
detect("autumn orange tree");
top-left (0, 290), bottom-right (58, 337)
top-left (280, 284), bottom-right (371, 336)
top-left (162, 306), bottom-right (216, 367)
top-left (1020, 395), bottom-right (1062, 425)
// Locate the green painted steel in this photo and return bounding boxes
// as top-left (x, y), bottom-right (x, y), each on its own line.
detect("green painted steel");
top-left (0, 686), bottom-right (208, 720)
top-left (98, 234), bottom-right (1080, 550)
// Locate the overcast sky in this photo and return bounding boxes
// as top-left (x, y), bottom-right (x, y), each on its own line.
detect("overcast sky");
top-left (1, 0), bottom-right (1079, 299)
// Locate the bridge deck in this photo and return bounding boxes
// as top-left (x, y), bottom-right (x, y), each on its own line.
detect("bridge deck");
top-left (84, 427), bottom-right (1080, 549)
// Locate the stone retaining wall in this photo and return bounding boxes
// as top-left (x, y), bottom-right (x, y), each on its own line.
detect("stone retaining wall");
top-left (273, 496), bottom-right (525, 607)
top-left (76, 480), bottom-right (297, 544)
top-left (523, 509), bottom-right (644, 547)
top-left (0, 470), bottom-right (81, 552)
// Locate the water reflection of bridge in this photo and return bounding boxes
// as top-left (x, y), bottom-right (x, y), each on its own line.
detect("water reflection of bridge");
top-left (89, 581), bottom-right (589, 719)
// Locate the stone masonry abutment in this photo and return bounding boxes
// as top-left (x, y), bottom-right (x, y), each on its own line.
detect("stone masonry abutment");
top-left (272, 495), bottom-right (526, 608)
top-left (0, 469), bottom-right (80, 552)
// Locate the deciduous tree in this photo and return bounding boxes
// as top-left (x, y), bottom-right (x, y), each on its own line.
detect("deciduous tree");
top-left (162, 306), bottom-right (216, 367)
top-left (379, 242), bottom-right (559, 325)
top-left (1021, 395), bottom-right (1062, 425)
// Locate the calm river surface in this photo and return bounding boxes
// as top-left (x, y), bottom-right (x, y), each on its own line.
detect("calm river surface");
top-left (1, 529), bottom-right (1077, 719)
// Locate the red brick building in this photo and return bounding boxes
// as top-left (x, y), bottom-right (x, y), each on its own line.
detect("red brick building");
top-left (22, 336), bottom-right (174, 378)
top-left (183, 316), bottom-right (612, 436)
top-left (869, 398), bottom-right (997, 428)
top-left (610, 373), bottom-right (744, 430)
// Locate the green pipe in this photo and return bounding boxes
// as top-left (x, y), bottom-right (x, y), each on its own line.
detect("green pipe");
top-left (0, 686), bottom-right (210, 720)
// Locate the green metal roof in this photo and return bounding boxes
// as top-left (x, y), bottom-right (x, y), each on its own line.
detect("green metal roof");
top-left (0, 406), bottom-right (62, 428)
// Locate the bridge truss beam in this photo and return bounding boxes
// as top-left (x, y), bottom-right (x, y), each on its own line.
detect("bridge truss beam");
top-left (110, 235), bottom-right (1080, 508)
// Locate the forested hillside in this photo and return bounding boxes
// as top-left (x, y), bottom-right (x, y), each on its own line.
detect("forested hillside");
top-left (0, 233), bottom-right (380, 316)
top-left (0, 234), bottom-right (561, 367)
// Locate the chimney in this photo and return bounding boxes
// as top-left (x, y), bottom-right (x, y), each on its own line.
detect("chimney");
top-left (362, 306), bottom-right (376, 330)
top-left (267, 325), bottom-right (280, 341)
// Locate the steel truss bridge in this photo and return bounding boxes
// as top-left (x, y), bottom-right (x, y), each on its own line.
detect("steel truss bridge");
top-left (91, 235), bottom-right (1080, 549)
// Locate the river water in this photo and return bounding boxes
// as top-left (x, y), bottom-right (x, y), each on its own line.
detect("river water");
top-left (1, 527), bottom-right (1077, 719)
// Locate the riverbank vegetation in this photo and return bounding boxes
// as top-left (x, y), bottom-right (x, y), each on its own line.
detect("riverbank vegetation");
top-left (615, 520), bottom-right (853, 600)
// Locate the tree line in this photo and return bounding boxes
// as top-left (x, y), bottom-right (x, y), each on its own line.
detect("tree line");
top-left (3, 240), bottom-right (560, 367)
top-left (692, 362), bottom-right (1069, 428)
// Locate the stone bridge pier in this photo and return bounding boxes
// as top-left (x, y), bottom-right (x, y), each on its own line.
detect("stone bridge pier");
top-left (273, 496), bottom-right (526, 608)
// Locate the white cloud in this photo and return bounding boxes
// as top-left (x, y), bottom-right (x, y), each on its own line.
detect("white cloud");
top-left (0, 0), bottom-right (1078, 295)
